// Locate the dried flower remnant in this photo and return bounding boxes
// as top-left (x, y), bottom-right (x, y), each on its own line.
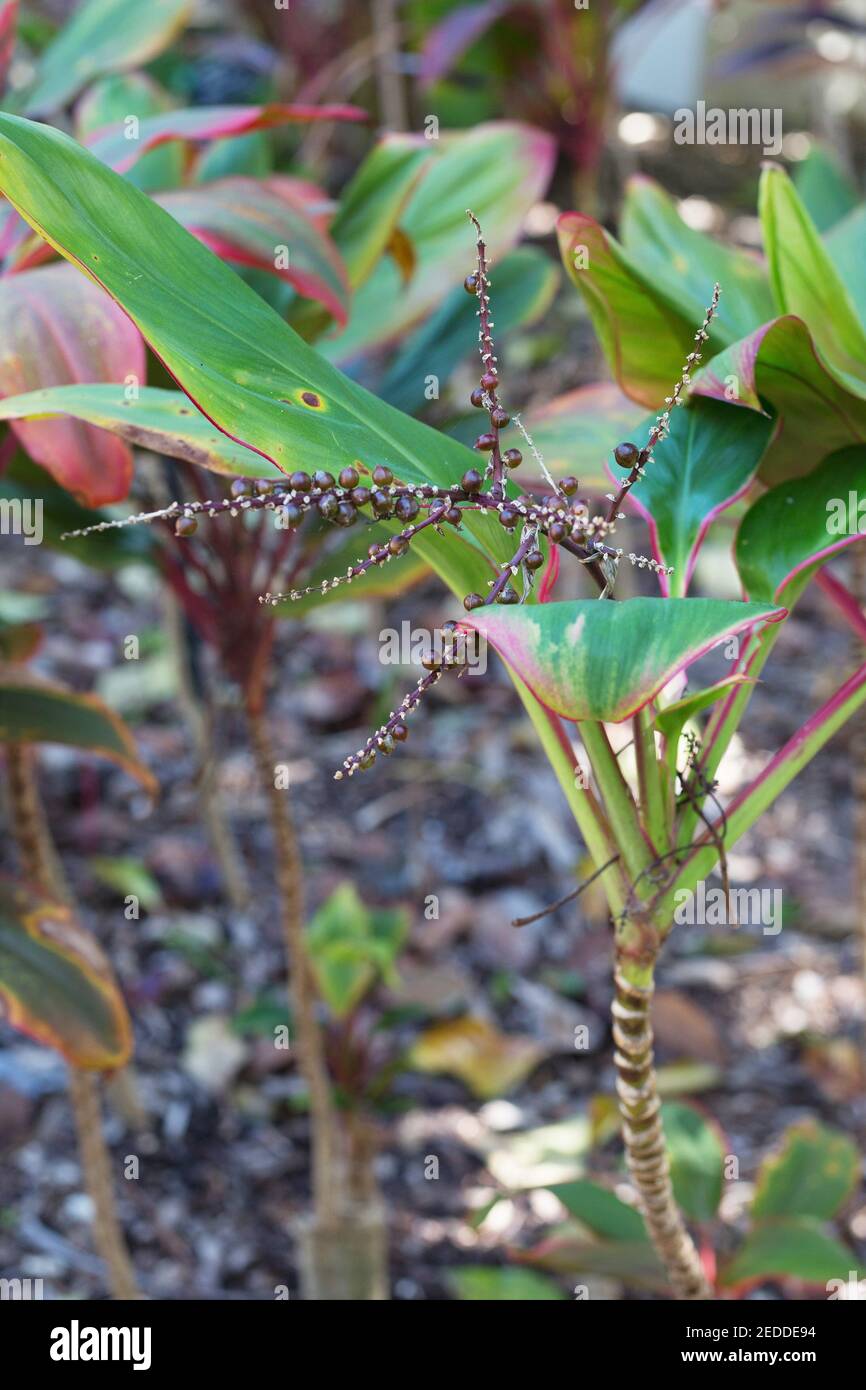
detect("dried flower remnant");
top-left (61, 215), bottom-right (719, 781)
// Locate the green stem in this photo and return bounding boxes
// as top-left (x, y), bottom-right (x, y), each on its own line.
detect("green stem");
top-left (581, 720), bottom-right (653, 886)
top-left (634, 706), bottom-right (667, 856)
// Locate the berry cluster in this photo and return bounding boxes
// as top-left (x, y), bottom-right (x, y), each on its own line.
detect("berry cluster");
top-left (62, 214), bottom-right (720, 782)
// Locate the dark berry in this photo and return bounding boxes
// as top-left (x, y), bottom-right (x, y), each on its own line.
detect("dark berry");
top-left (491, 407), bottom-right (510, 429)
top-left (339, 466), bottom-right (360, 490)
top-left (314, 469), bottom-right (335, 489)
top-left (560, 475), bottom-right (579, 495)
top-left (281, 501), bottom-right (303, 527)
top-left (175, 515), bottom-right (198, 537)
top-left (372, 465), bottom-right (393, 486)
top-left (461, 469), bottom-right (483, 493)
top-left (548, 520), bottom-right (568, 544)
top-left (470, 387), bottom-right (485, 409)
top-left (230, 477), bottom-right (252, 497)
top-left (525, 548), bottom-right (545, 571)
top-left (464, 272), bottom-right (479, 295)
top-left (497, 586), bottom-right (519, 604)
top-left (395, 495), bottom-right (420, 523)
top-left (335, 501), bottom-right (357, 527)
top-left (392, 722), bottom-right (408, 742)
top-left (503, 448), bottom-right (523, 469)
top-left (290, 471), bottom-right (311, 491)
top-left (389, 537), bottom-right (408, 556)
top-left (371, 490), bottom-right (393, 517)
top-left (318, 492), bottom-right (338, 520)
top-left (481, 370), bottom-right (498, 391)
top-left (499, 507), bottom-right (518, 529)
top-left (445, 506), bottom-right (462, 525)
top-left (350, 486), bottom-right (371, 507)
top-left (614, 442), bottom-right (640, 469)
top-left (463, 592), bottom-right (484, 611)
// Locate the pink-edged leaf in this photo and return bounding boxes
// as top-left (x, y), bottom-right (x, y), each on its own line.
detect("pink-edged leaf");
top-left (86, 102), bottom-right (367, 175)
top-left (693, 316), bottom-right (866, 485)
top-left (0, 264), bottom-right (145, 506)
top-left (815, 569), bottom-right (866, 643)
top-left (74, 72), bottom-right (184, 194)
top-left (460, 598), bottom-right (785, 723)
top-left (156, 178), bottom-right (350, 325)
top-left (735, 446), bottom-right (866, 604)
top-left (609, 396), bottom-right (775, 597)
top-left (557, 211), bottom-right (706, 408)
top-left (760, 165), bottom-right (866, 397)
top-left (523, 381), bottom-right (645, 491)
top-left (0, 876), bottom-right (132, 1070)
top-left (420, 0), bottom-right (513, 85)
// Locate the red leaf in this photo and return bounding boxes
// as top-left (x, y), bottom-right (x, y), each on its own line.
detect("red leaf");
top-left (0, 264), bottom-right (145, 505)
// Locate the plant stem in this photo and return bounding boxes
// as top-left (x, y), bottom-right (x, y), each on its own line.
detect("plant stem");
top-left (633, 706), bottom-right (667, 855)
top-left (163, 586), bottom-right (251, 911)
top-left (612, 957), bottom-right (712, 1300)
top-left (66, 1068), bottom-right (140, 1299)
top-left (5, 742), bottom-right (140, 1299)
top-left (243, 696), bottom-right (340, 1227)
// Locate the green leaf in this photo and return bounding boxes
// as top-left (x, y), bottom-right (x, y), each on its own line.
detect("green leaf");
top-left (379, 246), bottom-right (558, 414)
top-left (694, 316), bottom-right (866, 486)
top-left (825, 204), bottom-right (866, 327)
top-left (156, 179), bottom-right (350, 325)
top-left (461, 598), bottom-right (785, 723)
top-left (751, 1121), bottom-right (859, 1222)
top-left (662, 1101), bottom-right (724, 1223)
top-left (736, 447), bottom-right (866, 604)
top-left (88, 856), bottom-right (163, 911)
top-left (0, 113), bottom-right (511, 599)
top-left (620, 176), bottom-right (774, 343)
top-left (611, 397), bottom-right (774, 596)
top-left (278, 521), bottom-right (428, 616)
top-left (520, 382), bottom-right (646, 492)
top-left (330, 136), bottom-right (432, 289)
top-left (792, 145), bottom-right (858, 234)
top-left (22, 0), bottom-right (192, 116)
top-left (655, 677), bottom-right (752, 742)
top-left (449, 1266), bottom-right (565, 1301)
top-left (0, 876), bottom-right (132, 1068)
top-left (760, 166), bottom-right (866, 397)
top-left (557, 210), bottom-right (693, 409)
top-left (721, 1217), bottom-right (860, 1288)
top-left (0, 383), bottom-right (274, 478)
top-left (0, 674), bottom-right (156, 794)
top-left (305, 883), bottom-right (409, 1018)
top-left (548, 1179), bottom-right (648, 1242)
top-left (326, 122), bottom-right (555, 361)
top-left (0, 263), bottom-right (145, 506)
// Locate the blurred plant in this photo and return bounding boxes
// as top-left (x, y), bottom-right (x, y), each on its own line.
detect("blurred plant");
top-left (513, 1116), bottom-right (862, 1298)
top-left (2, 104), bottom-right (864, 1305)
top-left (298, 882), bottom-right (409, 1298)
top-left (0, 636), bottom-right (155, 1298)
top-left (412, 0), bottom-right (691, 208)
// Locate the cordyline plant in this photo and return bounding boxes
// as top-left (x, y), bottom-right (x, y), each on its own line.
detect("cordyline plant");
top-left (1, 113), bottom-right (864, 1301)
top-left (0, 1), bottom-right (555, 1297)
